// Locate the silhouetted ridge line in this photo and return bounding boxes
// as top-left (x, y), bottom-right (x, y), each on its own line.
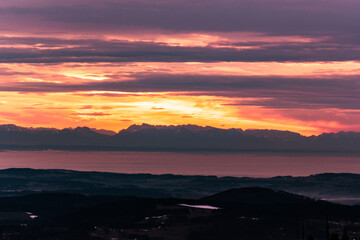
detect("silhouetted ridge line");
top-left (201, 187), bottom-right (312, 204)
top-left (1, 123), bottom-right (360, 152)
top-left (0, 168), bottom-right (360, 204)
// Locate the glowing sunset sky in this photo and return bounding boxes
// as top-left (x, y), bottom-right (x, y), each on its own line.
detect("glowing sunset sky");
top-left (0, 0), bottom-right (360, 135)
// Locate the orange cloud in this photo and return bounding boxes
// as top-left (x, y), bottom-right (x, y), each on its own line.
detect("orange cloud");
top-left (2, 91), bottom-right (360, 136)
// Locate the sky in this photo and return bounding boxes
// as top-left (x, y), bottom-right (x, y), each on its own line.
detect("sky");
top-left (0, 0), bottom-right (360, 136)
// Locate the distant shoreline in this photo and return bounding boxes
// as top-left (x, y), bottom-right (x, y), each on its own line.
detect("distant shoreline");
top-left (0, 167), bottom-right (359, 177)
top-left (2, 145), bottom-right (360, 154)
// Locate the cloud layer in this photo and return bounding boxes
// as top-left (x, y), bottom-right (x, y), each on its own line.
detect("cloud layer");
top-left (0, 36), bottom-right (360, 63)
top-left (0, 0), bottom-right (359, 135)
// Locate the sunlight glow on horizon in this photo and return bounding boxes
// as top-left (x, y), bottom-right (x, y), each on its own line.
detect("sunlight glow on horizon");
top-left (1, 90), bottom-right (354, 136)
top-left (1, 1), bottom-right (360, 136)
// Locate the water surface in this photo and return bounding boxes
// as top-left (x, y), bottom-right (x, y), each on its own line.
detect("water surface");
top-left (0, 150), bottom-right (359, 177)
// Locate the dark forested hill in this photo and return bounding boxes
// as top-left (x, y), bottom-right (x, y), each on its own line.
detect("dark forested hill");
top-left (0, 188), bottom-right (358, 240)
top-left (0, 168), bottom-right (360, 205)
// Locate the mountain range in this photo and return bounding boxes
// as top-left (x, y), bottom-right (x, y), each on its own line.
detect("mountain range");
top-left (1, 123), bottom-right (360, 152)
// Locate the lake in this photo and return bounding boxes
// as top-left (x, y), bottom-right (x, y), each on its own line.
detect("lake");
top-left (0, 150), bottom-right (359, 177)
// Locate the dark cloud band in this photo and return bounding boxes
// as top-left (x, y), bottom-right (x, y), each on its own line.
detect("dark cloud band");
top-left (2, 74), bottom-right (360, 110)
top-left (0, 36), bottom-right (360, 63)
top-left (1, 0), bottom-right (359, 35)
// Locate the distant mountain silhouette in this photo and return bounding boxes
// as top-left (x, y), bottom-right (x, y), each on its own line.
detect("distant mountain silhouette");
top-left (1, 123), bottom-right (360, 152)
top-left (201, 187), bottom-right (312, 204)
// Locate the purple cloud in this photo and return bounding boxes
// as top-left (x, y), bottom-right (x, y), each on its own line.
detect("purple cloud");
top-left (2, 74), bottom-right (360, 110)
top-left (0, 36), bottom-right (359, 63)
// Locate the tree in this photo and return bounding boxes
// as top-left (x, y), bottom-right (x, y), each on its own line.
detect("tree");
top-left (330, 232), bottom-right (340, 240)
top-left (341, 227), bottom-right (349, 240)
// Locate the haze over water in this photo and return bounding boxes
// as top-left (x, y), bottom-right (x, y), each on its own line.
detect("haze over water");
top-left (1, 150), bottom-right (359, 177)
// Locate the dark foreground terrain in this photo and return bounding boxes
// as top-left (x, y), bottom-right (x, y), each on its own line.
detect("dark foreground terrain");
top-left (0, 188), bottom-right (359, 240)
top-left (1, 168), bottom-right (360, 205)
